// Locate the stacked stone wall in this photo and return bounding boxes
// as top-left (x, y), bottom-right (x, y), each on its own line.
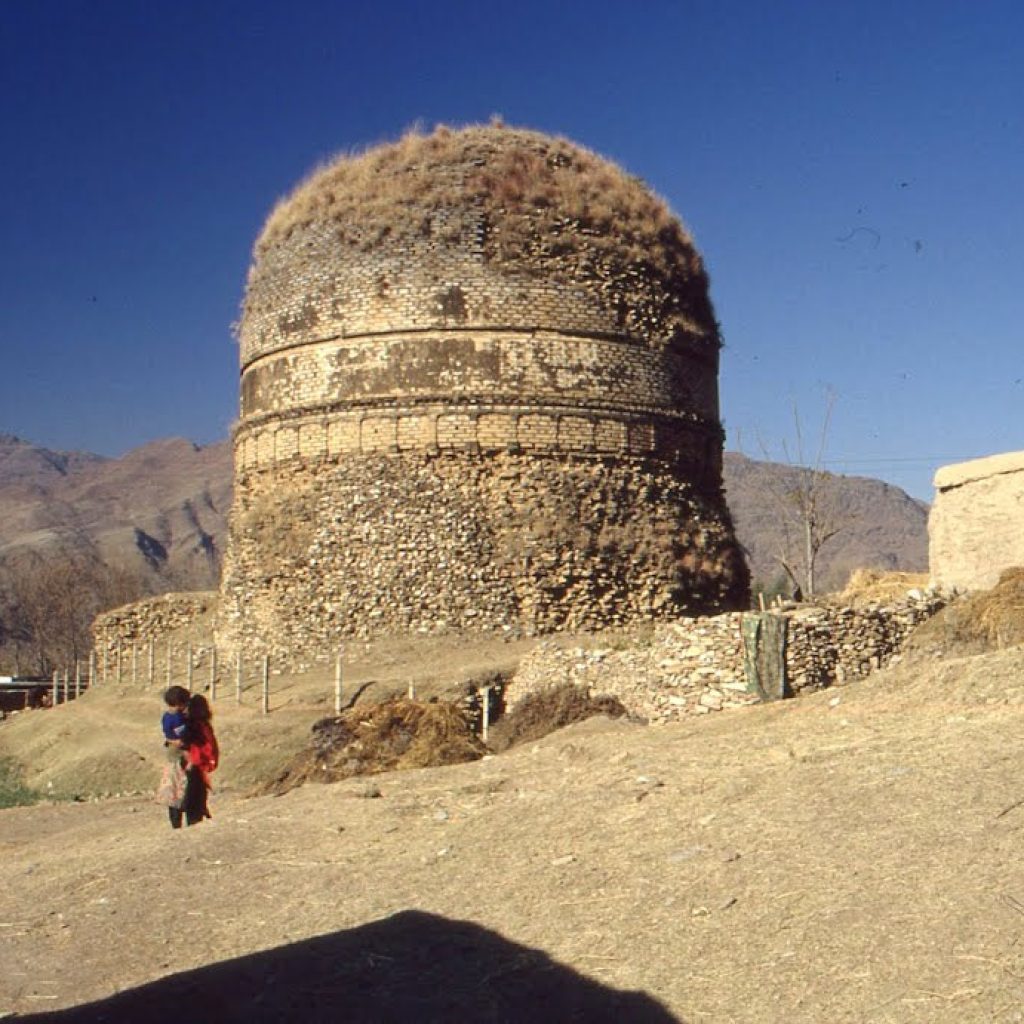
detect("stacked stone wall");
top-left (507, 592), bottom-right (946, 722)
top-left (93, 593), bottom-right (217, 679)
top-left (91, 589), bottom-right (945, 719)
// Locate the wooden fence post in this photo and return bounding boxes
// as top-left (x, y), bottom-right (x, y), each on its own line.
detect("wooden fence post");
top-left (235, 649), bottom-right (242, 705)
top-left (334, 647), bottom-right (343, 715)
top-left (75, 660), bottom-right (81, 699)
top-left (101, 644), bottom-right (108, 685)
top-left (481, 686), bottom-right (491, 742)
top-left (63, 669), bottom-right (70, 705)
top-left (88, 651), bottom-right (96, 691)
top-left (52, 670), bottom-right (58, 707)
top-left (210, 647), bottom-right (217, 701)
top-left (261, 655), bottom-right (270, 715)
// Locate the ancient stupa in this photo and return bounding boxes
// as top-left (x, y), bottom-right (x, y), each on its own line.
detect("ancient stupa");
top-left (218, 124), bottom-right (748, 655)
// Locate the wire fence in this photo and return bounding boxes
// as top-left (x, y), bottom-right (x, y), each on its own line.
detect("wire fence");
top-left (37, 641), bottom-right (353, 717)
top-left (22, 640), bottom-right (499, 739)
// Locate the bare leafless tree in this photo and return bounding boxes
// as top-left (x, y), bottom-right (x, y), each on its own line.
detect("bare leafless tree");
top-left (0, 552), bottom-right (144, 675)
top-left (756, 393), bottom-right (846, 599)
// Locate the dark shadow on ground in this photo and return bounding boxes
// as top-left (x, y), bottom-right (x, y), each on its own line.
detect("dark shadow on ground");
top-left (22, 909), bottom-right (683, 1023)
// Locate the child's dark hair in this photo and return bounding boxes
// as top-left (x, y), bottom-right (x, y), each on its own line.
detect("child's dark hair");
top-left (163, 685), bottom-right (190, 707)
top-left (188, 693), bottom-right (213, 722)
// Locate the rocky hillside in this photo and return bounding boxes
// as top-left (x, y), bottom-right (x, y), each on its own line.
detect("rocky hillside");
top-left (0, 436), bottom-right (928, 597)
top-left (723, 452), bottom-right (929, 592)
top-left (0, 434), bottom-right (230, 591)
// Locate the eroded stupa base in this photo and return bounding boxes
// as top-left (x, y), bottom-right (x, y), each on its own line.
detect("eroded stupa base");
top-left (217, 451), bottom-right (747, 657)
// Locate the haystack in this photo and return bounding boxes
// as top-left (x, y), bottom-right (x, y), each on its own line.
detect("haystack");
top-left (837, 569), bottom-right (931, 608)
top-left (486, 683), bottom-right (628, 753)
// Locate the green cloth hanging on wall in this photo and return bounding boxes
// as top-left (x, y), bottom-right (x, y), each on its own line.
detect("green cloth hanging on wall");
top-left (741, 613), bottom-right (789, 701)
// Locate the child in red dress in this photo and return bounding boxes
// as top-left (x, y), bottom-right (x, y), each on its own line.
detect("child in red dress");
top-left (169, 693), bottom-right (219, 828)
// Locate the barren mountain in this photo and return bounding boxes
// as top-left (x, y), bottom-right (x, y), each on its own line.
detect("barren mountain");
top-left (723, 452), bottom-right (929, 592)
top-left (0, 437), bottom-right (928, 597)
top-left (0, 435), bottom-right (230, 591)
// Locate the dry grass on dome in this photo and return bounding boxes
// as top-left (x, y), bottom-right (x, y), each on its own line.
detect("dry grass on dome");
top-left (247, 122), bottom-right (719, 346)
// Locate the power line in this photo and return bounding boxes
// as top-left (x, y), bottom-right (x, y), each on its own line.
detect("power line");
top-left (821, 455), bottom-right (990, 466)
top-left (727, 452), bottom-right (990, 466)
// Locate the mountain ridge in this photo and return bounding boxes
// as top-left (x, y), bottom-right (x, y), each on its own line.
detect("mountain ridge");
top-left (0, 436), bottom-right (929, 596)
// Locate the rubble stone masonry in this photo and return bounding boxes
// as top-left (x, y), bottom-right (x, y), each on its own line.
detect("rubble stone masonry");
top-left (507, 591), bottom-right (946, 722)
top-left (92, 592), bottom-right (217, 681)
top-left (92, 588), bottom-right (944, 726)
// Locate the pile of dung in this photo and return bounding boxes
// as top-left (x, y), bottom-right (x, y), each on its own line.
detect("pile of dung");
top-left (906, 567), bottom-right (1024, 655)
top-left (260, 697), bottom-right (487, 796)
top-left (486, 683), bottom-right (629, 753)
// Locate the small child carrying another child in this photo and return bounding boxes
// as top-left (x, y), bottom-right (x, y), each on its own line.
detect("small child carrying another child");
top-left (157, 686), bottom-right (219, 828)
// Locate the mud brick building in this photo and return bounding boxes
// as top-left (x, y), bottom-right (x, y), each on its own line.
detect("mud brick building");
top-left (930, 451), bottom-right (1024, 591)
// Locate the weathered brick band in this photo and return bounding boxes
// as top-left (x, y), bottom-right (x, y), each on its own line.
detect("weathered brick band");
top-left (241, 329), bottom-right (718, 422)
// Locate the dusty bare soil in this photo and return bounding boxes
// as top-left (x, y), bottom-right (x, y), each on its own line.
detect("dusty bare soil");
top-left (3, 635), bottom-right (1024, 1023)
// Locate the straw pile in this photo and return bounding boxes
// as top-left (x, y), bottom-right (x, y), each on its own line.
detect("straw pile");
top-left (837, 569), bottom-right (931, 608)
top-left (261, 697), bottom-right (486, 795)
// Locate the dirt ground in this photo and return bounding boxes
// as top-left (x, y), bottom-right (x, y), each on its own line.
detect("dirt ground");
top-left (3, 632), bottom-right (1024, 1023)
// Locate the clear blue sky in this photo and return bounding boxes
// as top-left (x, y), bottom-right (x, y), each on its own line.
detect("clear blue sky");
top-left (1, 0), bottom-right (1021, 500)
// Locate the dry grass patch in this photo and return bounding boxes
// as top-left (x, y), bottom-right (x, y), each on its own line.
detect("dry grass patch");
top-left (255, 681), bottom-right (631, 796)
top-left (837, 568), bottom-right (931, 607)
top-left (487, 682), bottom-right (629, 753)
top-left (907, 566), bottom-right (1024, 655)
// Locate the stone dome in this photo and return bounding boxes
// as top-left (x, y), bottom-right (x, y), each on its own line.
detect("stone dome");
top-left (236, 125), bottom-right (724, 463)
top-left (220, 124), bottom-right (747, 655)
top-left (241, 124), bottom-right (718, 367)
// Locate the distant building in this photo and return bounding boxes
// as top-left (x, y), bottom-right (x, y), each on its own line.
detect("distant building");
top-left (929, 451), bottom-right (1024, 590)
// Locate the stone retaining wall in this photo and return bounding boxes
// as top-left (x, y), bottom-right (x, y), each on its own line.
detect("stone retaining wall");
top-left (91, 588), bottom-right (945, 717)
top-left (92, 592), bottom-right (217, 681)
top-left (506, 591), bottom-right (946, 722)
